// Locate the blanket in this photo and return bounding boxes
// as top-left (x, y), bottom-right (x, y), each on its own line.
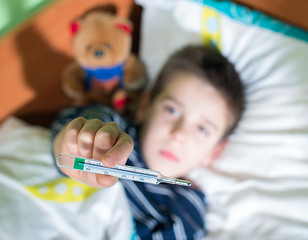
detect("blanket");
top-left (0, 117), bottom-right (134, 240)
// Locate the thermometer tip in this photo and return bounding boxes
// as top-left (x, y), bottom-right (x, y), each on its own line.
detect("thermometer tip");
top-left (160, 177), bottom-right (191, 186)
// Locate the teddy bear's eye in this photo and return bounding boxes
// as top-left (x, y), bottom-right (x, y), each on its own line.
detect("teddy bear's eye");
top-left (105, 43), bottom-right (111, 48)
top-left (94, 49), bottom-right (104, 58)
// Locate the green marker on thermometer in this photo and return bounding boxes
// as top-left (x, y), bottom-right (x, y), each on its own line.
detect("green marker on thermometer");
top-left (56, 153), bottom-right (191, 186)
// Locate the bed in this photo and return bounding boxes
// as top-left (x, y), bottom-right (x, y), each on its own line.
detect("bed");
top-left (0, 0), bottom-right (308, 239)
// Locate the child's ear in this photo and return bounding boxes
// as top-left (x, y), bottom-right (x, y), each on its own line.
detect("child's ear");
top-left (203, 140), bottom-right (227, 167)
top-left (136, 91), bottom-right (151, 123)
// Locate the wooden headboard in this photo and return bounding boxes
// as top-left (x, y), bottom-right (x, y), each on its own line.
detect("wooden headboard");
top-left (234, 0), bottom-right (308, 32)
top-left (0, 0), bottom-right (306, 127)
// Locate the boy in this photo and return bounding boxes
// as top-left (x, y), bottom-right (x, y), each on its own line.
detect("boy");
top-left (51, 45), bottom-right (244, 239)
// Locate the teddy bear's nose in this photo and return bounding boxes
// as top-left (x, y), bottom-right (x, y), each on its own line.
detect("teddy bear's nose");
top-left (94, 49), bottom-right (104, 58)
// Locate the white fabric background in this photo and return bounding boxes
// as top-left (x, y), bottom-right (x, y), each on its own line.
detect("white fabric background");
top-left (0, 117), bottom-right (134, 240)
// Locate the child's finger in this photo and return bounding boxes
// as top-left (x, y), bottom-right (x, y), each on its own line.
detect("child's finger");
top-left (96, 174), bottom-right (118, 188)
top-left (95, 130), bottom-right (133, 187)
top-left (77, 118), bottom-right (104, 158)
top-left (63, 117), bottom-right (86, 155)
top-left (102, 131), bottom-right (134, 167)
top-left (92, 122), bottom-right (120, 161)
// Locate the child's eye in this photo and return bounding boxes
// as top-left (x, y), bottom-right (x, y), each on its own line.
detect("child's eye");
top-left (198, 125), bottom-right (208, 135)
top-left (165, 106), bottom-right (180, 118)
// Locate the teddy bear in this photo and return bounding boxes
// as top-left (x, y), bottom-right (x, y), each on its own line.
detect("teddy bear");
top-left (62, 4), bottom-right (147, 119)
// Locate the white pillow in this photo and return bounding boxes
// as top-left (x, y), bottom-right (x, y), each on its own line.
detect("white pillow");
top-left (136, 0), bottom-right (308, 239)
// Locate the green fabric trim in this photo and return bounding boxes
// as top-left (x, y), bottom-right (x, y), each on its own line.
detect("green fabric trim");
top-left (190, 0), bottom-right (308, 42)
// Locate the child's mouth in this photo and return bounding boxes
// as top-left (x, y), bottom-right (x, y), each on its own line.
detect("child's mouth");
top-left (160, 150), bottom-right (179, 163)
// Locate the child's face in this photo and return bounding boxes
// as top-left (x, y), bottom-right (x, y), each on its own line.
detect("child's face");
top-left (139, 72), bottom-right (230, 178)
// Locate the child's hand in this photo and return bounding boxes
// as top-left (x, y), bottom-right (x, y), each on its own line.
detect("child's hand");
top-left (53, 117), bottom-right (134, 188)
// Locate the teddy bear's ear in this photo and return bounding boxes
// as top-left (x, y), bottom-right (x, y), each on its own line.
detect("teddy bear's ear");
top-left (70, 20), bottom-right (81, 35)
top-left (115, 21), bottom-right (133, 35)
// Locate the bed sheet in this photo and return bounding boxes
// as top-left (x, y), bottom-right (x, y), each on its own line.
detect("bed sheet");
top-left (137, 0), bottom-right (308, 239)
top-left (0, 117), bottom-right (134, 240)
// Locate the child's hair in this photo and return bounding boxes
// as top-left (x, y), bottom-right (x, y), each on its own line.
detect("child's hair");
top-left (150, 45), bottom-right (245, 139)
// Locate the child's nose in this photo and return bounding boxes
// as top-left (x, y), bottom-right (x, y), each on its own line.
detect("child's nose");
top-left (170, 120), bottom-right (187, 142)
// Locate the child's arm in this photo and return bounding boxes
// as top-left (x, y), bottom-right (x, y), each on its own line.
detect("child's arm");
top-left (53, 116), bottom-right (134, 188)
